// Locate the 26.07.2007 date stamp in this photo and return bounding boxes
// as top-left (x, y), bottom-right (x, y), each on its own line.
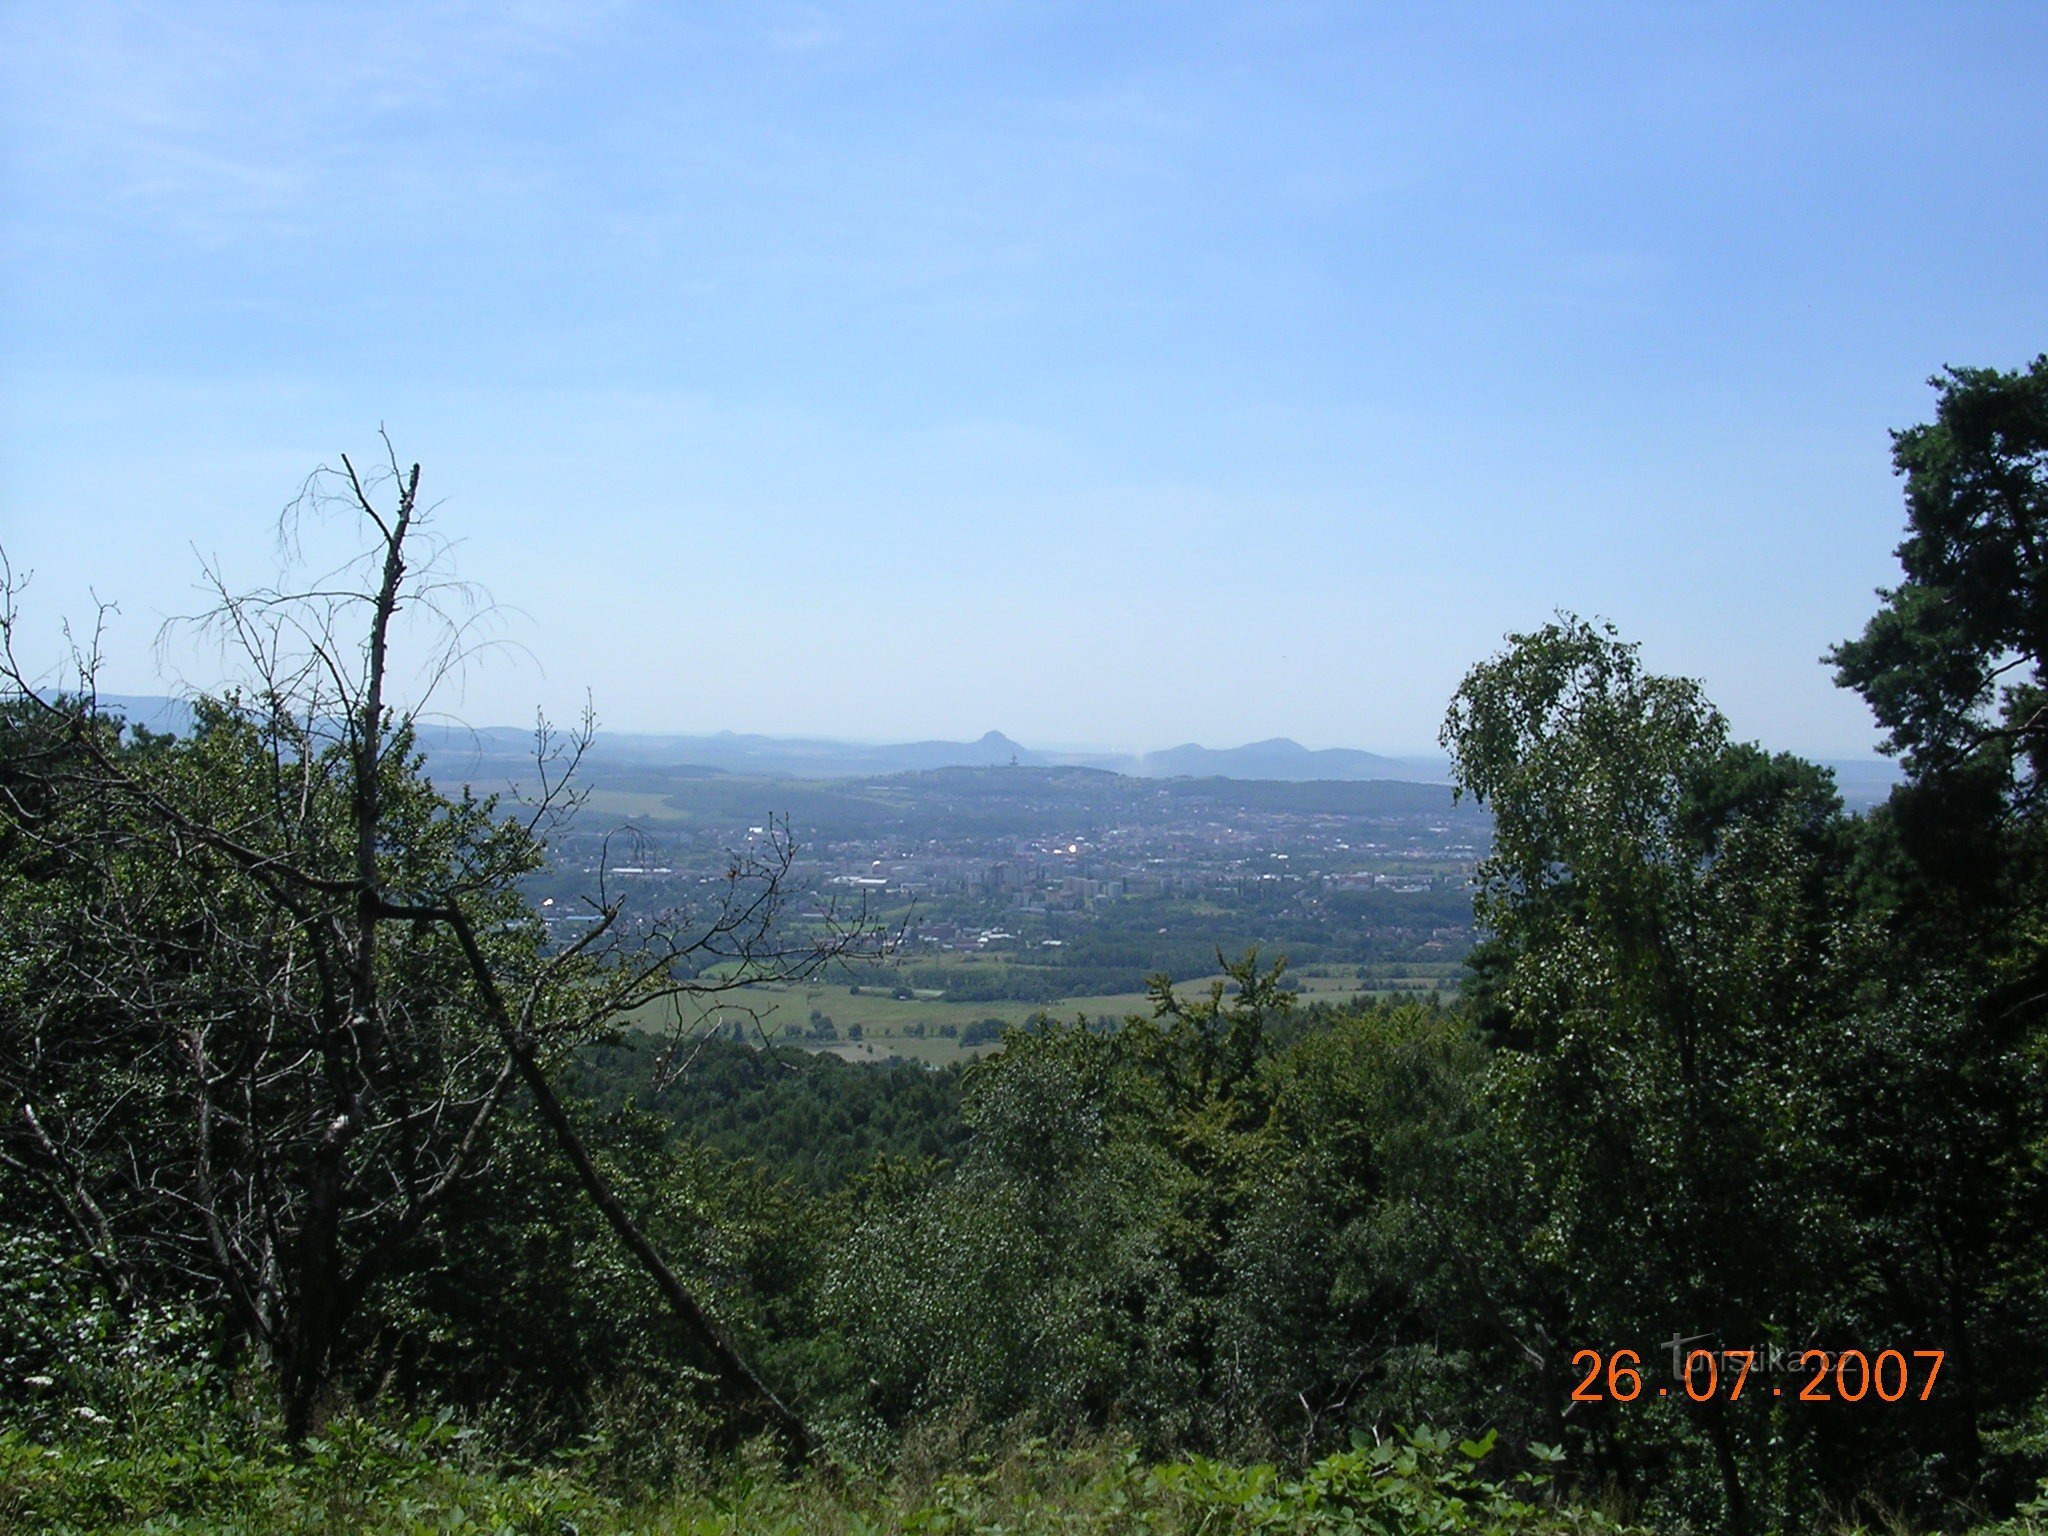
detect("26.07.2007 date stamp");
top-left (1571, 1345), bottom-right (1944, 1404)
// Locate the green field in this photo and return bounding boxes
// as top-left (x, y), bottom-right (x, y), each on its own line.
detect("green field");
top-left (574, 786), bottom-right (703, 821)
top-left (625, 961), bottom-right (1457, 1067)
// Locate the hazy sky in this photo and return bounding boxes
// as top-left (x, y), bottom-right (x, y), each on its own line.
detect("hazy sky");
top-left (2, 2), bottom-right (2043, 756)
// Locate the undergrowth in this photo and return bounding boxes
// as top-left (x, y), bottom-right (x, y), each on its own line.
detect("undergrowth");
top-left (0, 1414), bottom-right (1646, 1536)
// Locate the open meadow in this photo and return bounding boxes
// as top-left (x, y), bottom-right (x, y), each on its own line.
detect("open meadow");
top-left (627, 959), bottom-right (1461, 1067)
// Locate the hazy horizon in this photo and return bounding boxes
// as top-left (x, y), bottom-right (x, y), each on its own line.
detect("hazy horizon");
top-left (93, 691), bottom-right (1913, 773)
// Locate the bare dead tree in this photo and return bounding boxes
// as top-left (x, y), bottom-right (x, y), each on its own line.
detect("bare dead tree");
top-left (0, 441), bottom-right (879, 1455)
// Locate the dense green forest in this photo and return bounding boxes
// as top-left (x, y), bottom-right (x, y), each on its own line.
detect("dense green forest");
top-left (4, 358), bottom-right (2048, 1534)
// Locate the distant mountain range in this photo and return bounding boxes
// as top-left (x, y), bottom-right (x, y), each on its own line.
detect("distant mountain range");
top-left (594, 727), bottom-right (1056, 777)
top-left (89, 699), bottom-right (1448, 782)
top-left (97, 694), bottom-right (199, 737)
top-left (85, 695), bottom-right (1901, 799)
top-left (1134, 737), bottom-right (1438, 782)
top-left (566, 727), bottom-right (1450, 782)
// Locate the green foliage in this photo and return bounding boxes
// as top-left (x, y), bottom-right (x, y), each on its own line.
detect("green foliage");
top-left (10, 376), bottom-right (2048, 1532)
top-left (569, 1037), bottom-right (970, 1192)
top-left (1824, 360), bottom-right (2048, 1516)
top-left (0, 1410), bottom-right (1642, 1536)
top-left (0, 698), bottom-right (555, 1434)
top-left (893, 1430), bottom-right (1639, 1536)
top-left (1439, 594), bottom-right (2048, 1529)
top-left (1829, 355), bottom-right (2048, 788)
top-left (0, 1230), bottom-right (217, 1451)
top-left (1442, 617), bottom-right (1852, 1356)
top-left (819, 967), bottom-right (1513, 1462)
top-left (0, 1409), bottom-right (623, 1536)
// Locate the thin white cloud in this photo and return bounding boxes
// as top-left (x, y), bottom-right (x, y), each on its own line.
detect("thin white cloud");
top-left (2, 0), bottom-right (630, 247)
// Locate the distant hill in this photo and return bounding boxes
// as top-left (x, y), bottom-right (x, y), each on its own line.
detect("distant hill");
top-left (97, 694), bottom-right (198, 737)
top-left (589, 728), bottom-right (1043, 778)
top-left (1132, 737), bottom-right (1445, 783)
top-left (1819, 757), bottom-right (1906, 809)
top-left (576, 729), bottom-right (1451, 782)
top-left (64, 698), bottom-right (1902, 801)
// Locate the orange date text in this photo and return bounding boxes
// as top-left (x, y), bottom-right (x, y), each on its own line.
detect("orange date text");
top-left (1569, 1347), bottom-right (1943, 1405)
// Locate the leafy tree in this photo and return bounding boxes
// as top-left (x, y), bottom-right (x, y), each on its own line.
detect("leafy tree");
top-left (1220, 999), bottom-right (1506, 1456)
top-left (0, 443), bottom-right (865, 1453)
top-left (1442, 616), bottom-right (1856, 1532)
top-left (0, 689), bottom-right (543, 1440)
top-left (1827, 359), bottom-right (2048, 1510)
top-left (824, 958), bottom-right (1316, 1453)
top-left (1830, 355), bottom-right (2048, 793)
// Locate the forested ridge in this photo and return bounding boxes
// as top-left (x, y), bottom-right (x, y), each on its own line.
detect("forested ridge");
top-left (3, 360), bottom-right (2047, 1534)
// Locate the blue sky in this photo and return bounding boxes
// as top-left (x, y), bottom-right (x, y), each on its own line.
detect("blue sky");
top-left (2, 2), bottom-right (2043, 756)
